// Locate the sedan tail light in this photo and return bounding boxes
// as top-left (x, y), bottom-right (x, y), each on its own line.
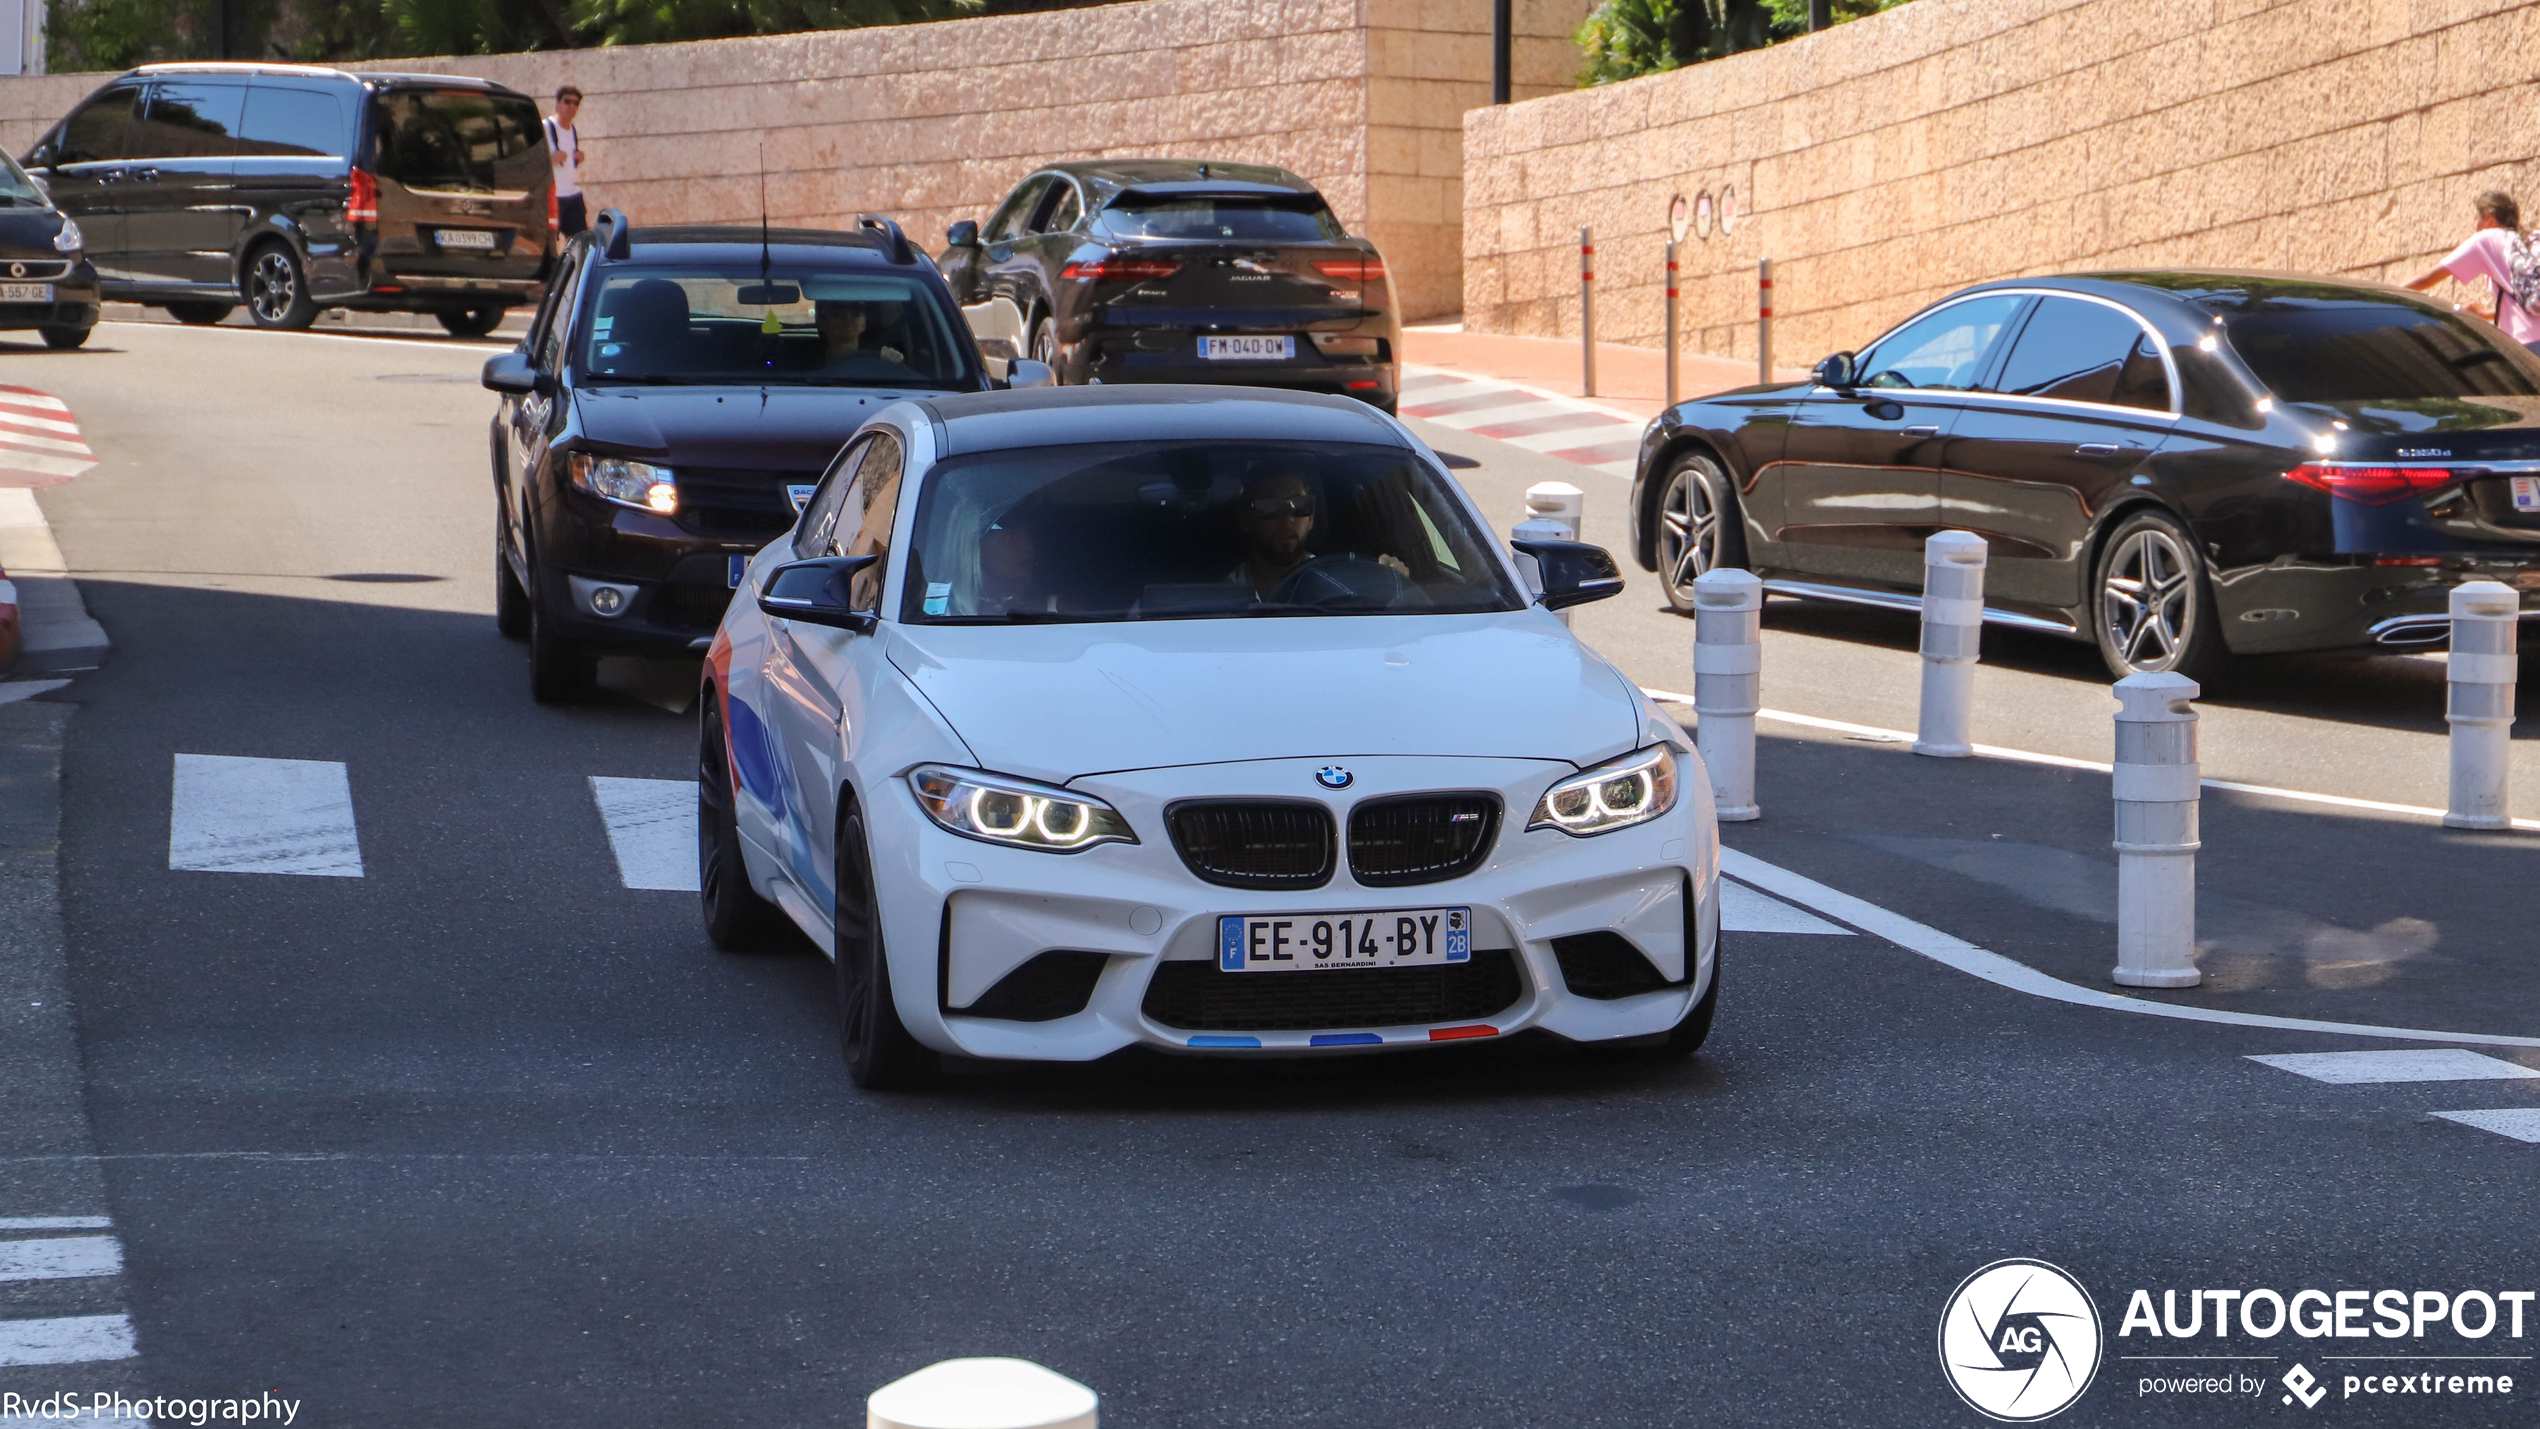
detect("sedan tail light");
top-left (347, 168), bottom-right (379, 225)
top-left (1312, 257), bottom-right (1386, 282)
top-left (2284, 463), bottom-right (2455, 505)
top-left (1060, 256), bottom-right (1181, 282)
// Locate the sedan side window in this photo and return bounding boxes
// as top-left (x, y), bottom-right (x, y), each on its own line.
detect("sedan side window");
top-left (1992, 296), bottom-right (2172, 411)
top-left (831, 433), bottom-right (905, 612)
top-left (1855, 295), bottom-right (2025, 392)
top-left (795, 437), bottom-right (873, 561)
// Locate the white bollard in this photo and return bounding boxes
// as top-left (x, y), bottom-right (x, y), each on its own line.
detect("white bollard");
top-left (1524, 481), bottom-right (1584, 541)
top-left (1913, 531), bottom-right (1988, 758)
top-left (2445, 580), bottom-right (2518, 830)
top-left (2111, 671), bottom-right (2201, 988)
top-left (868, 1358), bottom-right (1098, 1429)
top-left (1693, 568), bottom-right (1764, 822)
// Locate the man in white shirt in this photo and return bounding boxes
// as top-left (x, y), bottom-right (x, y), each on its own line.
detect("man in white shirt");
top-left (544, 86), bottom-right (587, 237)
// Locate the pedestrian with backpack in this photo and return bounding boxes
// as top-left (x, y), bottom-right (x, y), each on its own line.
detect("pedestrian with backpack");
top-left (2406, 191), bottom-right (2540, 351)
top-left (544, 86), bottom-right (588, 239)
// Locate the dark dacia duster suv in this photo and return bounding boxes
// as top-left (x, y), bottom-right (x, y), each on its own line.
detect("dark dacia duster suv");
top-left (22, 63), bottom-right (551, 335)
top-left (481, 211), bottom-right (1005, 702)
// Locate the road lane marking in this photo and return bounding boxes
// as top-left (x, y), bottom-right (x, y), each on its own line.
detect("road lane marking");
top-left (2247, 1050), bottom-right (2540, 1084)
top-left (1721, 878), bottom-right (1849, 935)
top-left (1398, 366), bottom-right (1646, 476)
top-left (1720, 846), bottom-right (2540, 1048)
top-left (0, 385), bottom-right (95, 488)
top-left (0, 1313), bottom-right (138, 1367)
top-left (0, 1236), bottom-right (121, 1282)
top-left (169, 754), bottom-right (364, 877)
top-left (2431, 1109), bottom-right (2540, 1143)
top-left (590, 776), bottom-right (699, 891)
top-left (0, 1216), bottom-right (110, 1230)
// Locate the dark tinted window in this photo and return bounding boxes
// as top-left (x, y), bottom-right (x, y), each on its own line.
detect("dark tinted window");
top-left (1039, 182), bottom-right (1083, 234)
top-left (57, 88), bottom-right (139, 164)
top-left (986, 177), bottom-right (1052, 243)
top-left (577, 268), bottom-right (971, 388)
top-left (1097, 196), bottom-right (1345, 242)
top-left (1854, 294), bottom-right (2024, 391)
top-left (238, 85), bottom-right (351, 157)
top-left (131, 81), bottom-right (247, 159)
top-left (373, 88), bottom-right (542, 192)
top-left (2212, 297), bottom-right (2540, 401)
top-left (1992, 296), bottom-right (2170, 411)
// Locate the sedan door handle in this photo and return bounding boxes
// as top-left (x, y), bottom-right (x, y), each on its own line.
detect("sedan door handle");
top-left (1901, 424), bottom-right (1940, 437)
top-left (2075, 443), bottom-right (2121, 456)
top-left (127, 167), bottom-right (158, 182)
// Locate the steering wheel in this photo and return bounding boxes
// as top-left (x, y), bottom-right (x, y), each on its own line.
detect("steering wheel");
top-left (1270, 555), bottom-right (1406, 609)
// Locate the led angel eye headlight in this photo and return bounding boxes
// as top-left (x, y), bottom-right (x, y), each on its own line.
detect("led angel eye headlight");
top-left (907, 765), bottom-right (1136, 853)
top-left (567, 453), bottom-right (678, 514)
top-left (1528, 745), bottom-right (1679, 836)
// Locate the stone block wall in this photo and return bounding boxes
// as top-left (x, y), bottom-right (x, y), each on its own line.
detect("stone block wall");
top-left (1465, 0), bottom-right (2540, 366)
top-left (1, 0), bottom-right (1590, 319)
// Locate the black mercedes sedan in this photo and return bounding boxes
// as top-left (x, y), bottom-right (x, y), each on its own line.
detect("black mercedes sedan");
top-left (1631, 270), bottom-right (2540, 679)
top-left (480, 210), bottom-right (1033, 702)
top-left (938, 160), bottom-right (1401, 412)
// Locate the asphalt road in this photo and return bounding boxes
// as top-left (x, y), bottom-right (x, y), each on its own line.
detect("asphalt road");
top-left (3, 324), bottom-right (2537, 1426)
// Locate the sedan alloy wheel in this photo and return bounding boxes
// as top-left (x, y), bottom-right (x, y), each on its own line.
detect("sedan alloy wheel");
top-left (1656, 453), bottom-right (1743, 614)
top-left (2094, 511), bottom-right (2217, 679)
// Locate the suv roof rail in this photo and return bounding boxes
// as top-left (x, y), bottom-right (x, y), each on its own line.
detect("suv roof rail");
top-left (132, 61), bottom-right (356, 79)
top-left (857, 213), bottom-right (916, 266)
top-left (596, 208), bottom-right (633, 261)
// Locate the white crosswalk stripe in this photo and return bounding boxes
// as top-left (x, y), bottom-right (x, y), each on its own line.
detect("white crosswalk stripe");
top-left (0, 1314), bottom-right (138, 1368)
top-left (0, 1235), bottom-right (122, 1282)
top-left (2247, 1050), bottom-right (2540, 1084)
top-left (2432, 1108), bottom-right (2540, 1143)
top-left (0, 385), bottom-right (96, 489)
top-left (590, 776), bottom-right (700, 891)
top-left (1398, 368), bottom-right (1646, 479)
top-left (0, 1213), bottom-right (138, 1369)
top-left (168, 754), bottom-right (364, 877)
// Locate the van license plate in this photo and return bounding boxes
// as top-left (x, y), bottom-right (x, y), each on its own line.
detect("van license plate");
top-left (2513, 477), bottom-right (2540, 512)
top-left (1200, 335), bottom-right (1293, 361)
top-left (0, 284), bottom-right (53, 302)
top-left (436, 229), bottom-right (498, 251)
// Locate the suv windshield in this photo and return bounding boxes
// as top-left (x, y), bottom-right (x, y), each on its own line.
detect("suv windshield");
top-left (900, 440), bottom-right (1524, 623)
top-left (578, 268), bottom-right (971, 388)
top-left (372, 88), bottom-right (541, 193)
top-left (2209, 295), bottom-right (2540, 401)
top-left (1096, 197), bottom-right (1345, 242)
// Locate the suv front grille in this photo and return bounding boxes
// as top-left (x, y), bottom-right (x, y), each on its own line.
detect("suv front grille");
top-left (673, 467), bottom-right (814, 539)
top-left (1141, 949), bottom-right (1522, 1031)
top-left (1347, 793), bottom-right (1499, 886)
top-left (1167, 801), bottom-right (1334, 889)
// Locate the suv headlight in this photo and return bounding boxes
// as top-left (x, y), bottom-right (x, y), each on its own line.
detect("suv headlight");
top-left (1528, 745), bottom-right (1678, 837)
top-left (567, 453), bottom-right (677, 514)
top-left (907, 766), bottom-right (1136, 853)
top-left (52, 218), bottom-right (80, 253)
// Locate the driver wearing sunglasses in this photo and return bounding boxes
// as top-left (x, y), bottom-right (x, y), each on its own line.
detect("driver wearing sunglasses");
top-left (1227, 470), bottom-right (1318, 598)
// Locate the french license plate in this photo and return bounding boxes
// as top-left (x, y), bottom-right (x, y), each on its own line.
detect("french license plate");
top-left (0, 283), bottom-right (52, 302)
top-left (436, 228), bottom-right (498, 250)
top-left (1218, 907), bottom-right (1471, 972)
top-left (2513, 477), bottom-right (2540, 512)
top-left (727, 555), bottom-right (746, 588)
top-left (1199, 335), bottom-right (1294, 361)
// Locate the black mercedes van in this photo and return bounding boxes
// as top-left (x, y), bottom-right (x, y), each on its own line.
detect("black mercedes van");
top-left (19, 63), bottom-right (553, 335)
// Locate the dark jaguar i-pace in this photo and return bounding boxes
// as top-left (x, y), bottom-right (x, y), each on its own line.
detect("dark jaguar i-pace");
top-left (1630, 270), bottom-right (2540, 679)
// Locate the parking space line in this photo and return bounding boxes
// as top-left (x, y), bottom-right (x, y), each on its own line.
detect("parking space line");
top-left (1721, 878), bottom-right (1850, 935)
top-left (589, 776), bottom-right (700, 892)
top-left (0, 1236), bottom-right (122, 1283)
top-left (0, 1314), bottom-right (137, 1367)
top-left (2431, 1109), bottom-right (2540, 1143)
top-left (168, 754), bottom-right (365, 877)
top-left (2247, 1050), bottom-right (2540, 1084)
top-left (0, 1216), bottom-right (110, 1230)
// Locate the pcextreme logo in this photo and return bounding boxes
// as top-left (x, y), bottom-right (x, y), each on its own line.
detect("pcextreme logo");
top-left (1939, 1259), bottom-right (2104, 1422)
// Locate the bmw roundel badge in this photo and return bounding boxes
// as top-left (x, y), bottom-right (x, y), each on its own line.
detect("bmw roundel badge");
top-left (1315, 765), bottom-right (1354, 790)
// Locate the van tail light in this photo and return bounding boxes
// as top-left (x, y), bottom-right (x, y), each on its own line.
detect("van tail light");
top-left (347, 168), bottom-right (378, 225)
top-left (1060, 257), bottom-right (1180, 282)
top-left (2284, 463), bottom-right (2454, 505)
top-left (1312, 257), bottom-right (1386, 282)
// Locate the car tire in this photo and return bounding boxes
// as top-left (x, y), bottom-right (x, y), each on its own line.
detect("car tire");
top-left (438, 306), bottom-right (504, 339)
top-left (526, 575), bottom-right (596, 703)
top-left (165, 302), bottom-right (234, 326)
top-left (2091, 507), bottom-right (2224, 682)
top-left (494, 538), bottom-right (530, 641)
top-left (244, 243), bottom-right (318, 331)
top-left (36, 326), bottom-right (90, 351)
top-left (834, 800), bottom-right (936, 1090)
top-left (698, 695), bottom-right (791, 952)
top-left (1654, 450), bottom-right (1747, 614)
top-left (1029, 316), bottom-right (1060, 379)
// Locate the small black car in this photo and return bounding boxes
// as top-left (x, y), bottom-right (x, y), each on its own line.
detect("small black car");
top-left (480, 211), bottom-right (1010, 702)
top-left (1633, 270), bottom-right (2540, 679)
top-left (22, 63), bottom-right (550, 335)
top-left (0, 150), bottom-right (101, 350)
top-left (939, 160), bottom-right (1402, 412)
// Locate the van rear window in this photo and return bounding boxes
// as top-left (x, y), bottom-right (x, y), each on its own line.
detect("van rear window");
top-left (372, 89), bottom-right (542, 193)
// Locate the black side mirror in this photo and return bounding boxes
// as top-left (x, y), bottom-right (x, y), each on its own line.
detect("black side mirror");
top-left (24, 144), bottom-right (53, 171)
top-left (945, 220), bottom-right (981, 248)
top-left (1510, 539), bottom-right (1624, 611)
top-left (757, 554), bottom-right (882, 633)
top-left (1814, 351), bottom-right (1858, 390)
top-left (481, 350), bottom-right (537, 395)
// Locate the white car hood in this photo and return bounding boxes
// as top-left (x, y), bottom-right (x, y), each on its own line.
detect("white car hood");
top-left (885, 612), bottom-right (1642, 783)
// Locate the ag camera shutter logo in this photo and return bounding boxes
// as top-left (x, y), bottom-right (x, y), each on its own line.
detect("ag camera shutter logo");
top-left (1939, 1259), bottom-right (2103, 1421)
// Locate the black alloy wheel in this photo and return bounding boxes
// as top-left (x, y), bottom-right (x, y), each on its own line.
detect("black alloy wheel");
top-left (244, 243), bottom-right (318, 330)
top-left (437, 306), bottom-right (504, 339)
top-left (2092, 508), bottom-right (2222, 681)
top-left (698, 695), bottom-right (790, 952)
top-left (1029, 316), bottom-right (1059, 376)
top-left (525, 552), bottom-right (596, 703)
top-left (1656, 451), bottom-right (1746, 614)
top-left (494, 537), bottom-right (530, 641)
top-left (165, 302), bottom-right (233, 326)
top-left (36, 326), bottom-right (89, 351)
top-left (833, 802), bottom-right (935, 1090)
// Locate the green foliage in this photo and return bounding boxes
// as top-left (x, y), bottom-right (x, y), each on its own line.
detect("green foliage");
top-left (380, 0), bottom-right (573, 54)
top-left (566, 0), bottom-right (979, 47)
top-left (1575, 0), bottom-right (1911, 87)
top-left (1573, 0), bottom-right (1675, 87)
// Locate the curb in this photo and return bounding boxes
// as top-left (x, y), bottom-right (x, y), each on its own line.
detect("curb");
top-left (0, 487), bottom-right (109, 681)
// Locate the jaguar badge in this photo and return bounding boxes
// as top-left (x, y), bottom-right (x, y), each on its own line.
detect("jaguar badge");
top-left (1314, 766), bottom-right (1353, 790)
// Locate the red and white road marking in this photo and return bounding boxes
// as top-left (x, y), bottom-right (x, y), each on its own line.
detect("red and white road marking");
top-left (0, 385), bottom-right (96, 488)
top-left (1397, 368), bottom-right (1644, 478)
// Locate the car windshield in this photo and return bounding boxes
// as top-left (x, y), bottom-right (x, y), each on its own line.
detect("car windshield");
top-left (0, 151), bottom-right (46, 206)
top-left (371, 88), bottom-right (542, 193)
top-left (900, 440), bottom-right (1526, 623)
top-left (1096, 197), bottom-right (1345, 242)
top-left (577, 269), bottom-right (972, 388)
top-left (2209, 296), bottom-right (2540, 401)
